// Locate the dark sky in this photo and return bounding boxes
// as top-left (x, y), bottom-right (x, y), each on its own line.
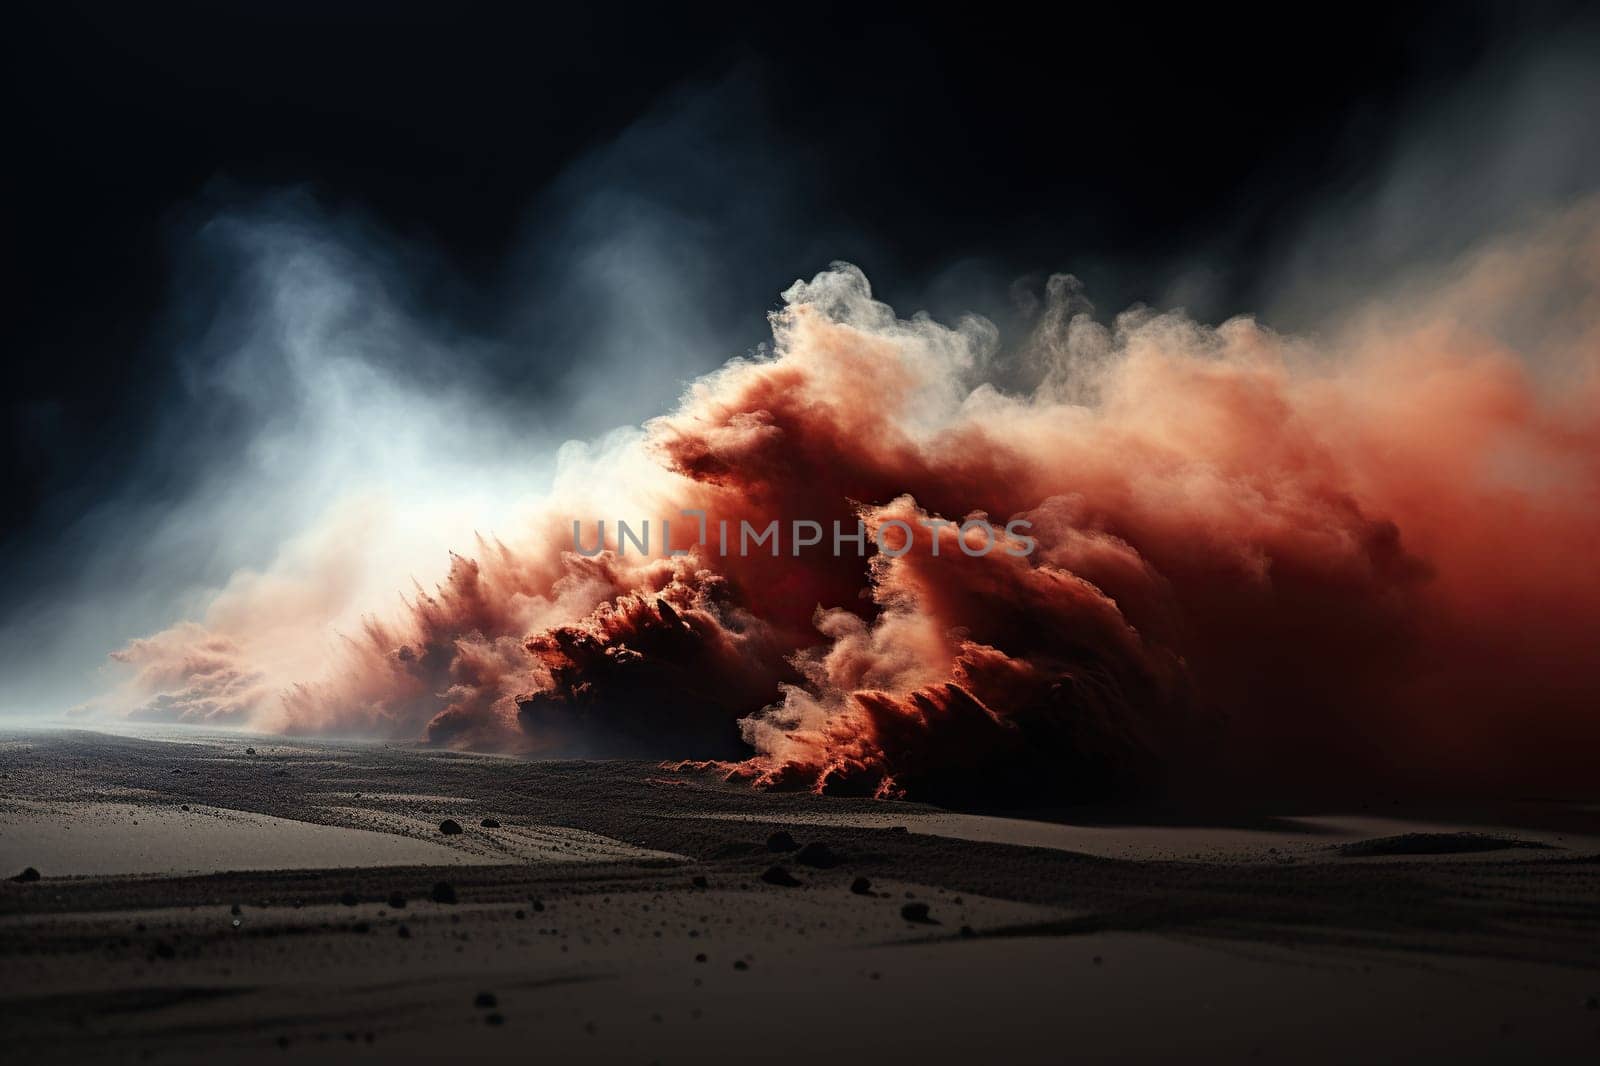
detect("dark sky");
top-left (4, 1), bottom-right (1598, 713)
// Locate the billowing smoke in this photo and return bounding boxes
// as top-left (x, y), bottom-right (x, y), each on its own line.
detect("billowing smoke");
top-left (108, 197), bottom-right (1600, 801)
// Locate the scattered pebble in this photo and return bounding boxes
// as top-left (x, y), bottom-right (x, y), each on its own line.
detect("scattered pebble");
top-left (431, 882), bottom-right (458, 904)
top-left (795, 842), bottom-right (839, 868)
top-left (388, 892), bottom-right (406, 909)
top-left (761, 865), bottom-right (803, 887)
top-left (480, 818), bottom-right (501, 828)
top-left (850, 876), bottom-right (873, 896)
top-left (438, 819), bottom-right (463, 835)
top-left (900, 902), bottom-right (936, 924)
top-left (474, 992), bottom-right (498, 1008)
top-left (766, 830), bottom-right (799, 852)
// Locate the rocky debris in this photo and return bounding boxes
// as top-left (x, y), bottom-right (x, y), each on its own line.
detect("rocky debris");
top-left (795, 842), bottom-right (839, 868)
top-left (11, 867), bottom-right (41, 883)
top-left (438, 819), bottom-right (463, 835)
top-left (474, 992), bottom-right (498, 1009)
top-left (479, 818), bottom-right (501, 828)
top-left (388, 892), bottom-right (406, 909)
top-left (850, 876), bottom-right (873, 896)
top-left (245, 747), bottom-right (256, 755)
top-left (431, 881), bottom-right (458, 904)
top-left (900, 902), bottom-right (936, 924)
top-left (761, 865), bottom-right (802, 887)
top-left (766, 830), bottom-right (799, 853)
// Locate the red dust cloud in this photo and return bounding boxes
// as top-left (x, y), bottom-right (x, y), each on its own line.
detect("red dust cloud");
top-left (117, 203), bottom-right (1600, 802)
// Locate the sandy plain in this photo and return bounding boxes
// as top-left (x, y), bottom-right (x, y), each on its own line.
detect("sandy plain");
top-left (2, 729), bottom-right (1597, 1064)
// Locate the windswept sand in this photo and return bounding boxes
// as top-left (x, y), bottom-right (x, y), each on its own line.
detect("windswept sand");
top-left (2, 801), bottom-right (512, 876)
top-left (680, 809), bottom-right (1600, 862)
top-left (2, 730), bottom-right (1598, 1064)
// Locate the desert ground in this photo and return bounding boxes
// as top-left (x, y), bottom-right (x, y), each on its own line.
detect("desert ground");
top-left (2, 728), bottom-right (1598, 1064)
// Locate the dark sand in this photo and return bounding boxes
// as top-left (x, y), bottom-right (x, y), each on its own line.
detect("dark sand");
top-left (2, 730), bottom-right (1598, 1063)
